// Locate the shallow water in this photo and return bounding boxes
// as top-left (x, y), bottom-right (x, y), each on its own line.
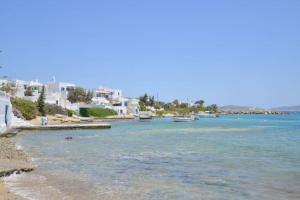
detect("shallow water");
top-left (5, 114), bottom-right (300, 200)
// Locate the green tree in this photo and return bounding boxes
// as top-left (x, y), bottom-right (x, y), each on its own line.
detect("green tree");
top-left (163, 102), bottom-right (173, 110)
top-left (37, 86), bottom-right (46, 116)
top-left (206, 104), bottom-right (218, 113)
top-left (24, 87), bottom-right (33, 96)
top-left (149, 96), bottom-right (155, 107)
top-left (173, 99), bottom-right (179, 107)
top-left (195, 100), bottom-right (205, 108)
top-left (67, 87), bottom-right (92, 103)
top-left (139, 93), bottom-right (150, 109)
top-left (139, 102), bottom-right (146, 111)
top-left (139, 93), bottom-right (148, 104)
top-left (179, 103), bottom-right (189, 109)
top-left (85, 90), bottom-right (93, 104)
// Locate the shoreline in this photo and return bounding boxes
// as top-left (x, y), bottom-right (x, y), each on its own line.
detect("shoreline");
top-left (0, 136), bottom-right (34, 200)
top-left (0, 179), bottom-right (24, 200)
top-left (0, 115), bottom-right (114, 200)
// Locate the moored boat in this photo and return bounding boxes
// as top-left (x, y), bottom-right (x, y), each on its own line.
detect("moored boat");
top-left (198, 111), bottom-right (219, 118)
top-left (138, 111), bottom-right (153, 120)
top-left (173, 116), bottom-right (195, 122)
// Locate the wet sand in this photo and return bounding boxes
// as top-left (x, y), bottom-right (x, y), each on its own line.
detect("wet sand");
top-left (0, 137), bottom-right (33, 200)
top-left (0, 180), bottom-right (24, 200)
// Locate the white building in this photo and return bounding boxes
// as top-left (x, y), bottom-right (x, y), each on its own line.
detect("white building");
top-left (127, 98), bottom-right (140, 115)
top-left (0, 79), bottom-right (44, 101)
top-left (21, 80), bottom-right (44, 102)
top-left (45, 80), bottom-right (79, 111)
top-left (0, 91), bottom-right (12, 133)
top-left (1, 78), bottom-right (79, 111)
top-left (0, 78), bottom-right (139, 117)
top-left (92, 87), bottom-right (140, 116)
top-left (112, 97), bottom-right (128, 115)
top-left (93, 87), bottom-right (122, 104)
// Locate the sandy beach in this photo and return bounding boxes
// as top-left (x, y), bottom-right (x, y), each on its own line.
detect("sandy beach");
top-left (0, 137), bottom-right (33, 200)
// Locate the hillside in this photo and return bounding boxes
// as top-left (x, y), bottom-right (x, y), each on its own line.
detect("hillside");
top-left (220, 105), bottom-right (268, 113)
top-left (271, 105), bottom-right (300, 112)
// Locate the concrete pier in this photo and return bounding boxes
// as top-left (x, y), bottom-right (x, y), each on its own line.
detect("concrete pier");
top-left (16, 123), bottom-right (112, 131)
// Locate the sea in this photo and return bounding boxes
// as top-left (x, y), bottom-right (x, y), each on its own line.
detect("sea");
top-left (4, 113), bottom-right (300, 200)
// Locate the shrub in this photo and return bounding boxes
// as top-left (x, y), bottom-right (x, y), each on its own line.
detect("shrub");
top-left (67, 87), bottom-right (92, 104)
top-left (11, 98), bottom-right (38, 120)
top-left (12, 108), bottom-right (25, 120)
top-left (80, 107), bottom-right (117, 118)
top-left (155, 110), bottom-right (167, 116)
top-left (44, 103), bottom-right (68, 115)
top-left (24, 87), bottom-right (33, 96)
top-left (67, 109), bottom-right (77, 117)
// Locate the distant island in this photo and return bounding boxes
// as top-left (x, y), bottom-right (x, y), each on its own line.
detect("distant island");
top-left (219, 105), bottom-right (290, 114)
top-left (270, 105), bottom-right (300, 112)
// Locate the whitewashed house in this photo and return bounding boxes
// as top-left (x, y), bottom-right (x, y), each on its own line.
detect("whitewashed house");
top-left (45, 80), bottom-right (79, 111)
top-left (0, 79), bottom-right (44, 101)
top-left (21, 80), bottom-right (44, 101)
top-left (112, 97), bottom-right (128, 115)
top-left (92, 87), bottom-right (139, 115)
top-left (127, 98), bottom-right (140, 115)
top-left (93, 87), bottom-right (122, 104)
top-left (0, 91), bottom-right (12, 133)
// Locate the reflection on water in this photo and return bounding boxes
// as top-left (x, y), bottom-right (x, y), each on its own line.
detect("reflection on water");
top-left (7, 114), bottom-right (300, 200)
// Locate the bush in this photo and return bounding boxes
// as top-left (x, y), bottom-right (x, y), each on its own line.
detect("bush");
top-left (44, 103), bottom-right (68, 115)
top-left (24, 87), bottom-right (34, 96)
top-left (155, 110), bottom-right (167, 116)
top-left (67, 87), bottom-right (92, 104)
top-left (12, 108), bottom-right (25, 120)
top-left (11, 98), bottom-right (38, 120)
top-left (67, 109), bottom-right (76, 117)
top-left (80, 107), bottom-right (117, 118)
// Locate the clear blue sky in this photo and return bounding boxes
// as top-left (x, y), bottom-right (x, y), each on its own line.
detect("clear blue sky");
top-left (1, 0), bottom-right (299, 107)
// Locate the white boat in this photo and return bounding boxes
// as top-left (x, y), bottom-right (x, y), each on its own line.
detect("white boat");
top-left (198, 111), bottom-right (218, 118)
top-left (139, 114), bottom-right (152, 120)
top-left (138, 111), bottom-right (153, 120)
top-left (173, 116), bottom-right (195, 122)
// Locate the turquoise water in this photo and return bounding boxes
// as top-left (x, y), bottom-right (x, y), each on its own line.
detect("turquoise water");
top-left (9, 114), bottom-right (300, 199)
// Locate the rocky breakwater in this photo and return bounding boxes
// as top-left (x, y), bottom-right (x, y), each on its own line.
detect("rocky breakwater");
top-left (0, 137), bottom-right (34, 178)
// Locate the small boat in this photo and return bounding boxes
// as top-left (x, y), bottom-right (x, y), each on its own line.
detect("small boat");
top-left (173, 116), bottom-right (195, 122)
top-left (139, 114), bottom-right (152, 120)
top-left (138, 112), bottom-right (153, 120)
top-left (79, 117), bottom-right (94, 122)
top-left (198, 111), bottom-right (219, 118)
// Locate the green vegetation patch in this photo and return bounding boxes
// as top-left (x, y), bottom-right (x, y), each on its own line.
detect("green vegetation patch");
top-left (80, 107), bottom-right (117, 118)
top-left (45, 104), bottom-right (68, 115)
top-left (11, 98), bottom-right (38, 120)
